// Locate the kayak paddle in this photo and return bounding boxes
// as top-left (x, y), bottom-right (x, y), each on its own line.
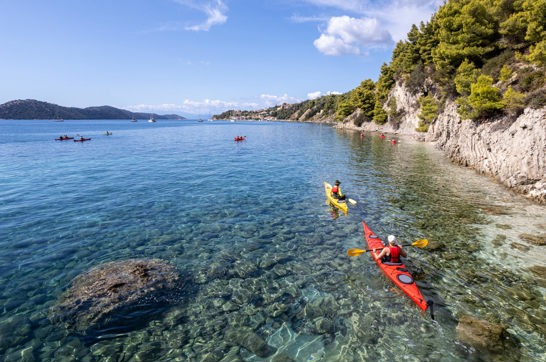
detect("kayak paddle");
top-left (347, 239), bottom-right (428, 257)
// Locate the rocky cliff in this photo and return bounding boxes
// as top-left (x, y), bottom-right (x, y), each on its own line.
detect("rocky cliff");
top-left (342, 83), bottom-right (546, 204)
top-left (428, 103), bottom-right (545, 204)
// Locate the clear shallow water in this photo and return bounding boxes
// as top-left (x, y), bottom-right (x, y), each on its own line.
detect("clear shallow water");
top-left (0, 120), bottom-right (544, 362)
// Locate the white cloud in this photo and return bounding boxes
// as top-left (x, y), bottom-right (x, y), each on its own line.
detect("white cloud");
top-left (127, 93), bottom-right (306, 115)
top-left (307, 91), bottom-right (323, 100)
top-left (314, 33), bottom-right (359, 56)
top-left (314, 15), bottom-right (392, 55)
top-left (299, 0), bottom-right (442, 55)
top-left (127, 90), bottom-right (350, 115)
top-left (173, 0), bottom-right (228, 32)
top-left (260, 93), bottom-right (300, 105)
top-left (307, 91), bottom-right (342, 99)
top-left (376, 0), bottom-right (444, 42)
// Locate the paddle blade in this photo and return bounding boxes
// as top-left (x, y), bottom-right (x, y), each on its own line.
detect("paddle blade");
top-left (348, 198), bottom-right (357, 205)
top-left (411, 239), bottom-right (428, 248)
top-left (347, 248), bottom-right (367, 257)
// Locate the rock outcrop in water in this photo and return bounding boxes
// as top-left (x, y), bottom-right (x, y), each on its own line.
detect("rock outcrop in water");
top-left (50, 259), bottom-right (182, 334)
top-left (342, 83), bottom-right (546, 204)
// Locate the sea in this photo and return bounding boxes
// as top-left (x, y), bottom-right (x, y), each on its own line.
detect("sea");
top-left (0, 119), bottom-right (544, 362)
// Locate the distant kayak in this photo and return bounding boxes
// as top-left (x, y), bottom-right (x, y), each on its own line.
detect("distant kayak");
top-left (234, 136), bottom-right (246, 141)
top-left (55, 136), bottom-right (73, 141)
top-left (74, 137), bottom-right (91, 142)
top-left (361, 221), bottom-right (429, 311)
top-left (324, 181), bottom-right (348, 215)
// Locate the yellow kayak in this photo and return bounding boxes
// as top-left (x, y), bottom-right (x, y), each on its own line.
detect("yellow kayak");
top-left (324, 181), bottom-right (348, 215)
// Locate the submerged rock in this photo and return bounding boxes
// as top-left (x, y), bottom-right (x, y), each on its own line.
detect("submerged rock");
top-left (455, 315), bottom-right (515, 354)
top-left (529, 265), bottom-right (546, 288)
top-left (50, 258), bottom-right (182, 334)
top-left (519, 233), bottom-right (546, 246)
top-left (225, 327), bottom-right (276, 358)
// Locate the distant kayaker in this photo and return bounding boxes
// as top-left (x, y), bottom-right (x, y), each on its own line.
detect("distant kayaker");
top-left (374, 235), bottom-right (407, 263)
top-left (331, 180), bottom-right (346, 200)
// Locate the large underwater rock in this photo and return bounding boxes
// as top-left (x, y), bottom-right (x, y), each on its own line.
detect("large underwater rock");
top-left (50, 258), bottom-right (182, 334)
top-left (455, 314), bottom-right (516, 354)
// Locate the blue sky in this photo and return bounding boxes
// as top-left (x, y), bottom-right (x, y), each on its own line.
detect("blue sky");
top-left (0, 0), bottom-right (442, 116)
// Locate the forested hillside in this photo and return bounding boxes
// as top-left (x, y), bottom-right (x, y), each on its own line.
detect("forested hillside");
top-left (216, 0), bottom-right (546, 129)
top-left (0, 99), bottom-right (184, 120)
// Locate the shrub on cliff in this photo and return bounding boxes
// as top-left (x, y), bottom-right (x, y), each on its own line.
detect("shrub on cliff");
top-left (503, 86), bottom-right (526, 115)
top-left (373, 100), bottom-right (388, 125)
top-left (350, 79), bottom-right (376, 120)
top-left (417, 95), bottom-right (439, 132)
top-left (336, 100), bottom-right (355, 122)
top-left (457, 74), bottom-right (504, 120)
top-left (455, 60), bottom-right (480, 96)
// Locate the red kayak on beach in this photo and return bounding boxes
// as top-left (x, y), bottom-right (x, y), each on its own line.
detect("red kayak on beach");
top-left (361, 221), bottom-right (430, 312)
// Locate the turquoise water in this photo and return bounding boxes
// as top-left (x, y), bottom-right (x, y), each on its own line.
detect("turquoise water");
top-left (0, 120), bottom-right (544, 361)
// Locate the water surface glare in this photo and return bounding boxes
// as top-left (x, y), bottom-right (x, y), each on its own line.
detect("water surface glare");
top-left (0, 120), bottom-right (544, 362)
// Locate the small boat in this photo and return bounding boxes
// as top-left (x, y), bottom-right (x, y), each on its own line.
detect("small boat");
top-left (324, 181), bottom-right (348, 216)
top-left (105, 131), bottom-right (112, 136)
top-left (131, 117), bottom-right (137, 122)
top-left (234, 136), bottom-right (246, 142)
top-left (148, 116), bottom-right (156, 123)
top-left (74, 137), bottom-right (91, 142)
top-left (55, 136), bottom-right (73, 141)
top-left (361, 221), bottom-right (430, 312)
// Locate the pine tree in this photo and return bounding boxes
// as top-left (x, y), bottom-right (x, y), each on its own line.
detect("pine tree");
top-left (417, 95), bottom-right (439, 132)
top-left (455, 60), bottom-right (481, 96)
top-left (350, 79), bottom-right (376, 119)
top-left (373, 100), bottom-right (388, 125)
top-left (503, 86), bottom-right (526, 113)
top-left (468, 74), bottom-right (504, 119)
top-left (499, 64), bottom-right (513, 82)
top-left (432, 0), bottom-right (498, 77)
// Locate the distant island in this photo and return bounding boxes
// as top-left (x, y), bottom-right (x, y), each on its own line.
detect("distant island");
top-left (0, 99), bottom-right (185, 120)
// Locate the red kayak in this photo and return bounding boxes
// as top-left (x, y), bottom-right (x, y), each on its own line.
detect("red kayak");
top-left (74, 137), bottom-right (91, 142)
top-left (55, 136), bottom-right (73, 141)
top-left (234, 136), bottom-right (246, 142)
top-left (362, 221), bottom-right (430, 311)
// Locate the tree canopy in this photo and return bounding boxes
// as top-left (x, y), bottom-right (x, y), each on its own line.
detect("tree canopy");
top-left (342, 0), bottom-right (546, 124)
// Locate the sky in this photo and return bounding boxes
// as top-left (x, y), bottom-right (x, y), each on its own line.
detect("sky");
top-left (0, 0), bottom-right (443, 117)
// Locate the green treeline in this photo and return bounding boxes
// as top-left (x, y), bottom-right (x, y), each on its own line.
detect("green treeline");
top-left (218, 0), bottom-right (546, 130)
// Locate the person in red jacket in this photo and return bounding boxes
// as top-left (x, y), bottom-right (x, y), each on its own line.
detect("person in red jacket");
top-left (331, 180), bottom-right (346, 200)
top-left (373, 235), bottom-right (407, 263)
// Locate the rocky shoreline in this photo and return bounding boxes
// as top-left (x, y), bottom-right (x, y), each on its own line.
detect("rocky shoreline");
top-left (333, 84), bottom-right (546, 205)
